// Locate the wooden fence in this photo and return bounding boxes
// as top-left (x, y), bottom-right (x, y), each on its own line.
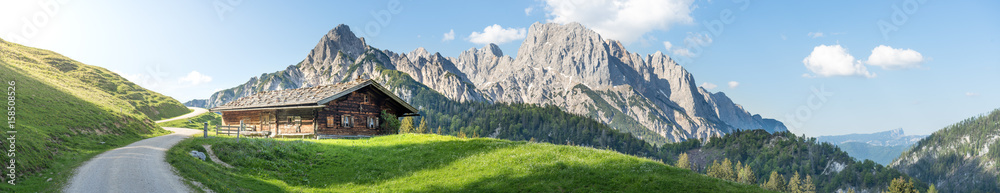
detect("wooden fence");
top-left (216, 124), bottom-right (270, 138)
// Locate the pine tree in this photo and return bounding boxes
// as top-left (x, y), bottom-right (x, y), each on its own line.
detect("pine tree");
top-left (926, 184), bottom-right (937, 193)
top-left (399, 116), bottom-right (414, 133)
top-left (380, 110), bottom-right (401, 134)
top-left (707, 160), bottom-right (722, 179)
top-left (436, 126), bottom-right (442, 135)
top-left (676, 153), bottom-right (692, 170)
top-left (885, 177), bottom-right (918, 193)
top-left (416, 117), bottom-right (428, 133)
top-left (787, 172), bottom-right (801, 193)
top-left (847, 188), bottom-right (855, 193)
top-left (720, 158), bottom-right (736, 181)
top-left (735, 161), bottom-right (744, 176)
top-left (762, 171), bottom-right (785, 192)
top-left (802, 175), bottom-right (816, 193)
top-left (738, 163), bottom-right (757, 184)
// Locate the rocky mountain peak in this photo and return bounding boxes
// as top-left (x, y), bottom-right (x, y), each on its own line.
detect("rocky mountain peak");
top-left (483, 43), bottom-right (503, 57)
top-left (305, 24), bottom-right (368, 67)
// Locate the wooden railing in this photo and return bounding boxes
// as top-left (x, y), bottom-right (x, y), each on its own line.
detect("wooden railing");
top-left (216, 124), bottom-right (270, 138)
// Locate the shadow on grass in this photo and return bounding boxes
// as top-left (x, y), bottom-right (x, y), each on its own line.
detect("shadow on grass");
top-left (427, 159), bottom-right (770, 193)
top-left (174, 136), bottom-right (522, 190)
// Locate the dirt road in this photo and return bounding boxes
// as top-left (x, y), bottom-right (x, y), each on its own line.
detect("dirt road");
top-left (65, 108), bottom-right (207, 192)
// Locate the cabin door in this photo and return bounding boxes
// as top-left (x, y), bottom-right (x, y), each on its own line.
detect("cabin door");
top-left (260, 112), bottom-right (273, 132)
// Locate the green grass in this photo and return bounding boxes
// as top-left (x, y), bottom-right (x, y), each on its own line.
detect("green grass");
top-left (168, 134), bottom-right (774, 192)
top-left (157, 111), bottom-right (223, 131)
top-left (0, 38), bottom-right (182, 192)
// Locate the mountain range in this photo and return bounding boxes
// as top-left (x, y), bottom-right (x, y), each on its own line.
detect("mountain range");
top-left (186, 22), bottom-right (786, 144)
top-left (817, 128), bottom-right (928, 165)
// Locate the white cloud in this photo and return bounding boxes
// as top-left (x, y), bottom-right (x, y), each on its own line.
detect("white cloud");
top-left (808, 32), bottom-right (824, 38)
top-left (966, 92), bottom-right (979, 97)
top-left (700, 82), bottom-right (717, 90)
top-left (468, 24), bottom-right (526, 45)
top-left (179, 71), bottom-right (213, 85)
top-left (524, 7), bottom-right (534, 16)
top-left (780, 34), bottom-right (787, 40)
top-left (672, 48), bottom-right (694, 57)
top-left (683, 32), bottom-right (712, 46)
top-left (802, 44), bottom-right (875, 78)
top-left (865, 45), bottom-right (924, 70)
top-left (728, 81), bottom-right (740, 88)
top-left (543, 0), bottom-right (695, 43)
top-left (662, 41), bottom-right (673, 50)
top-left (442, 29), bottom-right (455, 42)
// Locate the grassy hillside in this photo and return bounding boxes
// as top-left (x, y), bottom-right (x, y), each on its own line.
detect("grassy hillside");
top-left (0, 38), bottom-right (183, 192)
top-left (157, 111), bottom-right (223, 131)
top-left (891, 108), bottom-right (1000, 193)
top-left (0, 40), bottom-right (189, 120)
top-left (168, 134), bottom-right (774, 192)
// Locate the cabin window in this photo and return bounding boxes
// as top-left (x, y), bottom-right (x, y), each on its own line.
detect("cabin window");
top-left (367, 117), bottom-right (375, 128)
top-left (364, 95), bottom-right (369, 103)
top-left (342, 114), bottom-right (352, 127)
top-left (326, 115), bottom-right (335, 128)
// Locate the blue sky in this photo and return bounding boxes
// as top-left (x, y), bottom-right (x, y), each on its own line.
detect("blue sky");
top-left (1, 0), bottom-right (998, 137)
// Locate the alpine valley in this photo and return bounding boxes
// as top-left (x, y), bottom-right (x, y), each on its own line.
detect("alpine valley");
top-left (187, 23), bottom-right (786, 145)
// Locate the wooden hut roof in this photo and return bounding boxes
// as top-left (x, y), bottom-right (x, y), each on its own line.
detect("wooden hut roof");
top-left (211, 79), bottom-right (418, 115)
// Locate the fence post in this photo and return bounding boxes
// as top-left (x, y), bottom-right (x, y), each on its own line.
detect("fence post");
top-left (238, 120), bottom-right (243, 142)
top-left (203, 122), bottom-right (208, 138)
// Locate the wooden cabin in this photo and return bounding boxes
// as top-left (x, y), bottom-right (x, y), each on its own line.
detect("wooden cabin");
top-left (210, 79), bottom-right (419, 138)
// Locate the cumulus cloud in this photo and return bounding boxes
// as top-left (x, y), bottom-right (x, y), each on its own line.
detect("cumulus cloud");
top-left (525, 7), bottom-right (534, 16)
top-left (468, 24), bottom-right (526, 45)
top-left (802, 44), bottom-right (875, 78)
top-left (865, 45), bottom-right (924, 70)
top-left (700, 82), bottom-right (717, 90)
top-left (672, 48), bottom-right (694, 57)
top-left (663, 41), bottom-right (673, 50)
top-left (442, 29), bottom-right (455, 42)
top-left (179, 71), bottom-right (213, 85)
top-left (728, 81), bottom-right (740, 88)
top-left (543, 0), bottom-right (695, 43)
top-left (808, 32), bottom-right (824, 38)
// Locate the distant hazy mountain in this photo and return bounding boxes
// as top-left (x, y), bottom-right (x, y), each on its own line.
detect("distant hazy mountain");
top-left (816, 128), bottom-right (927, 165)
top-left (891, 109), bottom-right (1000, 193)
top-left (186, 23), bottom-right (786, 144)
top-left (818, 128), bottom-right (927, 146)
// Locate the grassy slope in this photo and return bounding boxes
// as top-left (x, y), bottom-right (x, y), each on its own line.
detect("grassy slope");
top-left (0, 39), bottom-right (182, 192)
top-left (168, 134), bottom-right (774, 192)
top-left (157, 111), bottom-right (223, 131)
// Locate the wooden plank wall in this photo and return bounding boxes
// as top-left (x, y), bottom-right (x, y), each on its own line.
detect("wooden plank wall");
top-left (316, 87), bottom-right (396, 136)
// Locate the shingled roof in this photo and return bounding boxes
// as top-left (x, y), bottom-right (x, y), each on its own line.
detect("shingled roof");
top-left (211, 79), bottom-right (418, 114)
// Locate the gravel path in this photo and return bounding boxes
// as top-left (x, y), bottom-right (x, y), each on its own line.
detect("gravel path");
top-left (65, 108), bottom-right (208, 193)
